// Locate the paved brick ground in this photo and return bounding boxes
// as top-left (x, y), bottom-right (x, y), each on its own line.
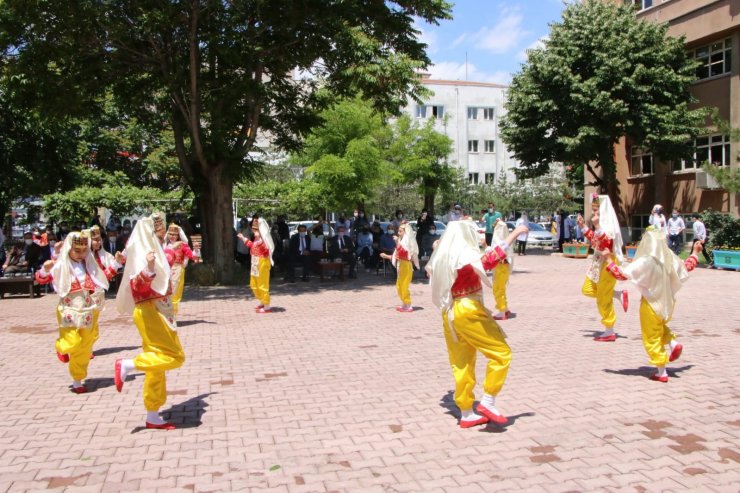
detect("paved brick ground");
top-left (0, 252), bottom-right (738, 492)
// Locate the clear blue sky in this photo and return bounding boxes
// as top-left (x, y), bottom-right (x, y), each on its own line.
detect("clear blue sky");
top-left (417, 0), bottom-right (571, 85)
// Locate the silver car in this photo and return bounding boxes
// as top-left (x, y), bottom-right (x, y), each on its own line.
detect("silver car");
top-left (506, 221), bottom-right (554, 247)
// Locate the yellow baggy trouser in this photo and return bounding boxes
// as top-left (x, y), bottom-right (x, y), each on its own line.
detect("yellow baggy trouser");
top-left (170, 265), bottom-right (186, 316)
top-left (250, 256), bottom-right (271, 306)
top-left (396, 259), bottom-right (413, 306)
top-left (639, 297), bottom-right (676, 367)
top-left (581, 261), bottom-right (617, 328)
top-left (443, 296), bottom-right (511, 411)
top-left (492, 262), bottom-right (510, 312)
top-left (133, 301), bottom-right (186, 411)
top-left (55, 311), bottom-right (100, 382)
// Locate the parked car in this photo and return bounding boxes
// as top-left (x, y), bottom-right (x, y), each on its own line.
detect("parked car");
top-left (505, 221), bottom-right (554, 247)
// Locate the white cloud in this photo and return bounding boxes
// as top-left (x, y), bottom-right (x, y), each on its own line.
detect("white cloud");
top-left (428, 61), bottom-right (512, 85)
top-left (471, 9), bottom-right (530, 55)
top-left (517, 35), bottom-right (548, 62)
top-left (416, 24), bottom-right (440, 55)
top-left (451, 33), bottom-right (468, 48)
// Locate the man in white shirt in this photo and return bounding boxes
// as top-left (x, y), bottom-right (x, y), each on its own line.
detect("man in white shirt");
top-left (667, 209), bottom-right (686, 255)
top-left (691, 213), bottom-right (713, 266)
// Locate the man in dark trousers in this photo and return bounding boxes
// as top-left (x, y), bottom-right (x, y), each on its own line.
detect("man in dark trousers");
top-left (328, 225), bottom-right (357, 279)
top-left (287, 224), bottom-right (312, 282)
top-left (104, 229), bottom-right (124, 255)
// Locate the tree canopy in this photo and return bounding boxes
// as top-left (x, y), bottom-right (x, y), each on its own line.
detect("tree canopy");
top-left (0, 0), bottom-right (452, 280)
top-left (500, 0), bottom-right (704, 192)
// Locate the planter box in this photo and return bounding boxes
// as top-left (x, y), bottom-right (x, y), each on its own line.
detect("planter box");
top-left (562, 243), bottom-right (590, 258)
top-left (712, 249), bottom-right (740, 271)
top-left (625, 246), bottom-right (638, 260)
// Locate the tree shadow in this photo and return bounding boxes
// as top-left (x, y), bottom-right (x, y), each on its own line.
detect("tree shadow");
top-left (603, 364), bottom-right (694, 380)
top-left (439, 391), bottom-right (533, 432)
top-left (93, 346), bottom-right (140, 357)
top-left (131, 392), bottom-right (215, 433)
top-left (177, 319), bottom-right (216, 327)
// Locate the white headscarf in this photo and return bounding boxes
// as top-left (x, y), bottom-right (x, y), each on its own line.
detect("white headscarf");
top-left (167, 224), bottom-right (189, 244)
top-left (594, 194), bottom-right (625, 263)
top-left (492, 219), bottom-right (513, 266)
top-left (116, 213), bottom-right (171, 315)
top-left (622, 228), bottom-right (688, 320)
top-left (51, 230), bottom-right (109, 297)
top-left (256, 217), bottom-right (275, 266)
top-left (426, 220), bottom-right (489, 312)
top-left (397, 222), bottom-right (420, 268)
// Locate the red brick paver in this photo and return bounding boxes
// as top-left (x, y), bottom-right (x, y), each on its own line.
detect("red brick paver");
top-left (0, 253), bottom-right (738, 492)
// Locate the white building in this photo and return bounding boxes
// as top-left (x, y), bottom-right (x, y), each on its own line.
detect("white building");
top-left (401, 74), bottom-right (519, 184)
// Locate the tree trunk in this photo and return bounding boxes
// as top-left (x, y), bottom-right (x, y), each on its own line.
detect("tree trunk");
top-left (197, 163), bottom-right (235, 283)
top-left (423, 178), bottom-right (436, 214)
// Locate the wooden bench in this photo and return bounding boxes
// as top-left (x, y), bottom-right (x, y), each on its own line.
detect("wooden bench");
top-left (0, 275), bottom-right (39, 298)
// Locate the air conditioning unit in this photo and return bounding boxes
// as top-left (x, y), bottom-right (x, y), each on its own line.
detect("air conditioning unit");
top-left (695, 170), bottom-right (721, 190)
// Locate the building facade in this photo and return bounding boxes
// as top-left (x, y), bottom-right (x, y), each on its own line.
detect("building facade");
top-left (401, 75), bottom-right (519, 185)
top-left (595, 0), bottom-right (740, 241)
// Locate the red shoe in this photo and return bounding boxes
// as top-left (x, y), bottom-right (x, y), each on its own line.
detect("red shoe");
top-left (90, 353), bottom-right (95, 360)
top-left (256, 307), bottom-right (272, 313)
top-left (255, 304), bottom-right (264, 310)
top-left (475, 404), bottom-right (508, 425)
top-left (145, 421), bottom-right (176, 430)
top-left (72, 385), bottom-right (88, 394)
top-left (594, 334), bottom-right (617, 342)
top-left (669, 344), bottom-right (683, 362)
top-left (57, 351), bottom-right (69, 363)
top-left (396, 306), bottom-right (413, 313)
top-left (621, 290), bottom-right (629, 312)
top-left (459, 416), bottom-right (489, 429)
top-left (493, 311), bottom-right (509, 321)
top-left (650, 374), bottom-right (668, 383)
top-left (114, 359), bottom-right (124, 392)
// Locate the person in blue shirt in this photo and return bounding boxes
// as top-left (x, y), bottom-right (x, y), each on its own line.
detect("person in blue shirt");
top-left (481, 202), bottom-right (503, 246)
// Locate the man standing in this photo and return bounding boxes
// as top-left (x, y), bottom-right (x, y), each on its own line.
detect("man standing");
top-left (329, 225), bottom-right (357, 279)
top-left (691, 213), bottom-right (712, 266)
top-left (667, 209), bottom-right (686, 255)
top-left (287, 224), bottom-right (311, 282)
top-left (482, 202), bottom-right (502, 246)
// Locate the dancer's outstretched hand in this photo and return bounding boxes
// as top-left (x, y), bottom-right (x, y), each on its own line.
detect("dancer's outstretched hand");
top-left (146, 251), bottom-right (155, 272)
top-left (692, 241), bottom-right (703, 256)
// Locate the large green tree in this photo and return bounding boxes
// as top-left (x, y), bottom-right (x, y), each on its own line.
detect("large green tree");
top-left (1, 0), bottom-right (451, 280)
top-left (500, 0), bottom-right (704, 192)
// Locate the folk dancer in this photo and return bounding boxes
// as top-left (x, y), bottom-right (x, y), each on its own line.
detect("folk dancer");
top-left (165, 223), bottom-right (201, 315)
top-left (577, 193), bottom-right (629, 342)
top-left (115, 213), bottom-right (185, 430)
top-left (36, 230), bottom-right (110, 394)
top-left (380, 221), bottom-right (419, 312)
top-left (237, 217), bottom-right (275, 313)
top-left (491, 218), bottom-right (514, 320)
top-left (426, 220), bottom-right (528, 428)
top-left (605, 229), bottom-right (700, 382)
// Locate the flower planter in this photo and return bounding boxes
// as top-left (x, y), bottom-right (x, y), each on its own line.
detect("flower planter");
top-left (711, 249), bottom-right (740, 271)
top-left (562, 243), bottom-right (590, 258)
top-left (625, 246), bottom-right (638, 260)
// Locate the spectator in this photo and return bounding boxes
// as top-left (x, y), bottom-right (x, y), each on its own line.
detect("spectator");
top-left (309, 224), bottom-right (325, 254)
top-left (667, 209), bottom-right (686, 255)
top-left (416, 209), bottom-right (434, 252)
top-left (235, 217), bottom-right (250, 266)
top-left (39, 232), bottom-right (57, 264)
top-left (380, 224), bottom-right (397, 255)
top-left (2, 241), bottom-right (28, 275)
top-left (370, 221), bottom-right (384, 270)
top-left (420, 223), bottom-right (438, 259)
top-left (515, 213), bottom-right (529, 255)
top-left (391, 210), bottom-right (405, 231)
top-left (350, 209), bottom-right (370, 242)
top-left (287, 224), bottom-right (311, 282)
top-left (563, 212), bottom-right (574, 245)
top-left (649, 204), bottom-right (667, 235)
top-left (691, 213), bottom-right (712, 267)
top-left (481, 202), bottom-right (502, 246)
top-left (21, 230), bottom-right (43, 270)
top-left (56, 222), bottom-right (71, 241)
top-left (329, 225), bottom-right (357, 278)
top-left (356, 226), bottom-right (375, 271)
top-left (273, 215), bottom-right (290, 271)
top-left (448, 204), bottom-right (463, 222)
top-left (105, 229), bottom-right (125, 254)
top-left (106, 215), bottom-right (121, 232)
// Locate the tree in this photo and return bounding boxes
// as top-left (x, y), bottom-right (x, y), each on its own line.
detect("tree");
top-left (1, 1), bottom-right (452, 281)
top-left (500, 0), bottom-right (705, 192)
top-left (702, 113), bottom-right (740, 194)
top-left (390, 115), bottom-right (455, 213)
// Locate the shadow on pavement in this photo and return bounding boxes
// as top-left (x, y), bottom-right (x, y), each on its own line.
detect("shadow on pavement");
top-left (130, 392), bottom-right (215, 433)
top-left (439, 391), bottom-right (533, 432)
top-left (580, 330), bottom-right (628, 340)
top-left (177, 319), bottom-right (217, 327)
top-left (93, 346), bottom-right (140, 357)
top-left (603, 365), bottom-right (694, 380)
top-left (83, 377), bottom-right (116, 392)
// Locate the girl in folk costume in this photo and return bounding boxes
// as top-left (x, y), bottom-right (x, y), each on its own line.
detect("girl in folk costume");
top-left (165, 223), bottom-right (201, 315)
top-left (605, 229), bottom-right (700, 382)
top-left (237, 217), bottom-right (274, 313)
top-left (426, 220), bottom-right (528, 428)
top-left (380, 221), bottom-right (419, 312)
top-left (115, 213), bottom-right (185, 430)
top-left (577, 193), bottom-right (629, 342)
top-left (35, 230), bottom-right (110, 394)
top-left (89, 226), bottom-right (124, 282)
top-left (491, 218), bottom-right (514, 320)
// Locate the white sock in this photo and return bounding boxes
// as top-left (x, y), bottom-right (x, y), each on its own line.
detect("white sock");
top-left (72, 380), bottom-right (83, 389)
top-left (480, 393), bottom-right (501, 415)
top-left (263, 305), bottom-right (270, 311)
top-left (656, 366), bottom-right (667, 378)
top-left (601, 328), bottom-right (615, 337)
top-left (146, 410), bottom-right (166, 425)
top-left (460, 409), bottom-right (485, 422)
top-left (669, 340), bottom-right (678, 351)
top-left (120, 359), bottom-right (135, 382)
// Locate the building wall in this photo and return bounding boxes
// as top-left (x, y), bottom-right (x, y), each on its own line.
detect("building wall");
top-left (401, 77), bottom-right (519, 184)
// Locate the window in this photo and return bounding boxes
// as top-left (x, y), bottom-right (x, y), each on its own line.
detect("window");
top-left (628, 0), bottom-right (652, 9)
top-left (431, 105), bottom-right (444, 119)
top-left (467, 107), bottom-right (478, 120)
top-left (693, 38), bottom-right (732, 80)
top-left (630, 147), bottom-right (653, 176)
top-left (483, 108), bottom-right (495, 120)
top-left (677, 134), bottom-right (731, 170)
top-left (415, 105), bottom-right (427, 118)
top-left (484, 173), bottom-right (496, 184)
top-left (484, 140), bottom-right (495, 153)
top-left (468, 140), bottom-right (479, 153)
top-left (468, 173), bottom-right (479, 185)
